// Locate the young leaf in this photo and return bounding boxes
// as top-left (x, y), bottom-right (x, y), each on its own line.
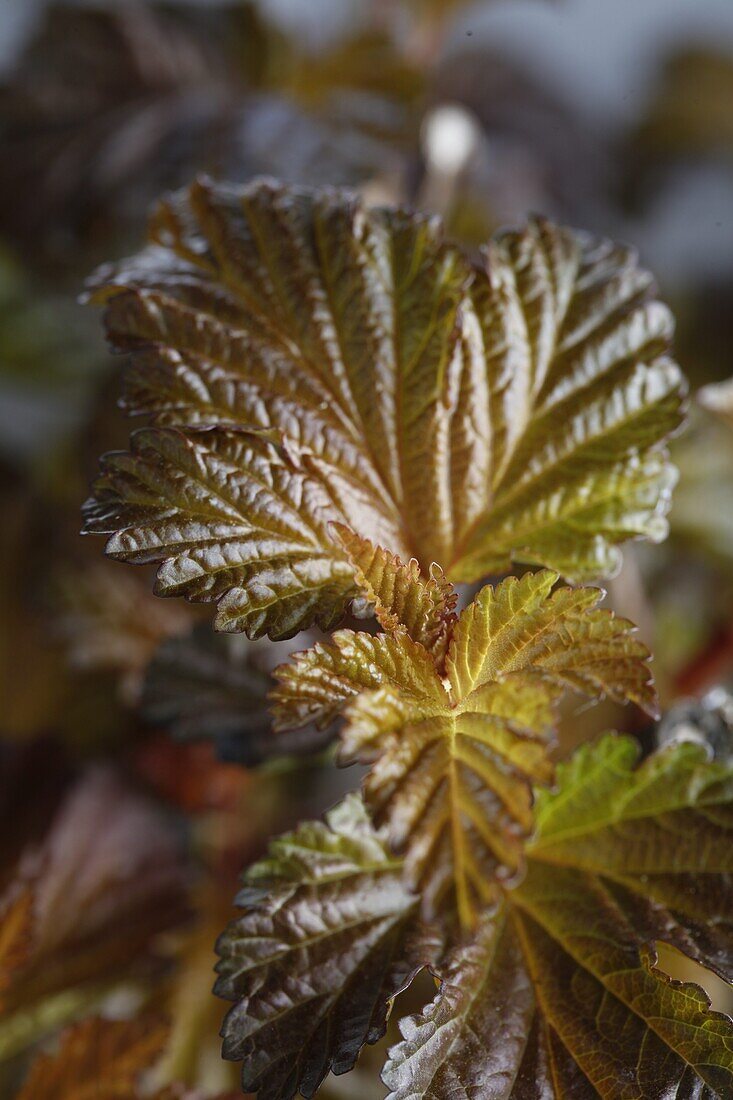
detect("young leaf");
top-left (16, 1015), bottom-right (168, 1100)
top-left (215, 793), bottom-right (439, 1100)
top-left (272, 569), bottom-right (657, 926)
top-left (332, 524), bottom-right (457, 660)
top-left (83, 177), bottom-right (685, 637)
top-left (383, 733), bottom-right (733, 1098)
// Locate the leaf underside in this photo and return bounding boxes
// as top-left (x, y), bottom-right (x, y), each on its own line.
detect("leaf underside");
top-left (272, 569), bottom-right (657, 926)
top-left (215, 794), bottom-right (439, 1100)
top-left (83, 177), bottom-right (685, 638)
top-left (383, 733), bottom-right (733, 1099)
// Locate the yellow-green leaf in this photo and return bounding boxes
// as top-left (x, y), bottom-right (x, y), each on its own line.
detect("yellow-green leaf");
top-left (383, 733), bottom-right (733, 1099)
top-left (272, 570), bottom-right (657, 926)
top-left (83, 178), bottom-right (685, 637)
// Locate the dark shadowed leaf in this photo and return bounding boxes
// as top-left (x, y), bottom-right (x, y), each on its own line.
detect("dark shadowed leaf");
top-left (215, 793), bottom-right (439, 1100)
top-left (272, 568), bottom-right (657, 926)
top-left (142, 622), bottom-right (334, 763)
top-left (83, 177), bottom-right (685, 637)
top-left (383, 733), bottom-right (733, 1098)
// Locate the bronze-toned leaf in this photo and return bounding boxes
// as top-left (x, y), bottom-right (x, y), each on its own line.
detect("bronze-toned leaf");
top-left (0, 768), bottom-right (187, 1031)
top-left (383, 732), bottom-right (733, 1098)
top-left (215, 793), bottom-right (439, 1100)
top-left (83, 178), bottom-right (685, 637)
top-left (16, 1015), bottom-right (168, 1100)
top-left (332, 524), bottom-right (457, 660)
top-left (272, 569), bottom-right (656, 926)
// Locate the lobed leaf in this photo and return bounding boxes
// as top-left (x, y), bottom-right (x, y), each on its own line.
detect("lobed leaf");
top-left (215, 793), bottom-right (439, 1100)
top-left (83, 178), bottom-right (685, 638)
top-left (272, 570), bottom-right (657, 926)
top-left (383, 733), bottom-right (733, 1099)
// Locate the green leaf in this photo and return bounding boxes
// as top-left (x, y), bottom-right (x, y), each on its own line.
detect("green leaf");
top-left (272, 569), bottom-right (657, 927)
top-left (215, 794), bottom-right (439, 1100)
top-left (383, 733), bottom-right (733, 1099)
top-left (142, 623), bottom-right (332, 764)
top-left (83, 178), bottom-right (684, 637)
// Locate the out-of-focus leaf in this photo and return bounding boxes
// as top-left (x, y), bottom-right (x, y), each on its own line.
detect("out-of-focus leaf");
top-left (215, 793), bottom-right (439, 1100)
top-left (0, 888), bottom-right (33, 1011)
top-left (671, 407), bottom-right (733, 565)
top-left (142, 622), bottom-right (333, 763)
top-left (0, 2), bottom-right (267, 271)
top-left (0, 5), bottom-right (412, 275)
top-left (16, 1015), bottom-right (169, 1100)
top-left (383, 732), bottom-right (733, 1099)
top-left (273, 568), bottom-right (656, 926)
top-left (83, 178), bottom-right (685, 638)
top-left (429, 46), bottom-right (612, 237)
top-left (633, 48), bottom-right (733, 165)
top-left (152, 884), bottom-right (240, 1096)
top-left (699, 376), bottom-right (733, 428)
top-left (0, 768), bottom-right (187, 1052)
top-left (58, 562), bottom-right (191, 705)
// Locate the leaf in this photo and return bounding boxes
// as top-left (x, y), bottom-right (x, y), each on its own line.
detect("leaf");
top-left (272, 569), bottom-right (656, 926)
top-left (383, 733), bottom-right (733, 1098)
top-left (0, 767), bottom-right (188, 1025)
top-left (332, 525), bottom-right (457, 660)
top-left (16, 1015), bottom-right (169, 1100)
top-left (143, 623), bottom-right (332, 764)
top-left (0, 888), bottom-right (33, 1010)
top-left (699, 377), bottom-right (733, 429)
top-left (215, 793), bottom-right (439, 1100)
top-left (58, 562), bottom-right (191, 706)
top-left (83, 177), bottom-right (685, 638)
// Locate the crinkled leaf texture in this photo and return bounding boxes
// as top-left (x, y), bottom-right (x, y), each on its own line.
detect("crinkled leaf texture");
top-left (82, 176), bottom-right (684, 638)
top-left (383, 733), bottom-right (733, 1099)
top-left (215, 793), bottom-right (440, 1100)
top-left (272, 562), bottom-right (657, 926)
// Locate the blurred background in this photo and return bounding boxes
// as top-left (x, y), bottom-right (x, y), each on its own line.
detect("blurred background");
top-left (1, 1), bottom-right (733, 1097)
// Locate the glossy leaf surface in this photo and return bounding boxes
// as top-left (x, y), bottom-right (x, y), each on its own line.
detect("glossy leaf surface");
top-left (273, 568), bottom-right (656, 925)
top-left (215, 794), bottom-right (438, 1100)
top-left (83, 177), bottom-right (684, 637)
top-left (383, 733), bottom-right (733, 1098)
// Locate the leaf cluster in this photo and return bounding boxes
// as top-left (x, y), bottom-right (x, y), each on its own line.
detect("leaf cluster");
top-left (74, 176), bottom-right (733, 1099)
